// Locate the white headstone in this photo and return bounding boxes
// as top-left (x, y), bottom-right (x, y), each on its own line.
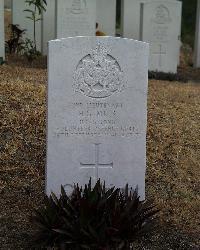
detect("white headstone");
top-left (121, 0), bottom-right (181, 55)
top-left (47, 36), bottom-right (149, 200)
top-left (0, 0), bottom-right (4, 60)
top-left (12, 0), bottom-right (42, 52)
top-left (56, 0), bottom-right (96, 38)
top-left (96, 0), bottom-right (116, 36)
top-left (140, 0), bottom-right (182, 73)
top-left (121, 0), bottom-right (143, 40)
top-left (194, 0), bottom-right (200, 68)
top-left (42, 0), bottom-right (56, 55)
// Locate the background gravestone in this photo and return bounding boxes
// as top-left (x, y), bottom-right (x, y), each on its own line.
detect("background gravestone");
top-left (42, 0), bottom-right (56, 55)
top-left (43, 0), bottom-right (117, 54)
top-left (121, 0), bottom-right (181, 40)
top-left (140, 0), bottom-right (182, 73)
top-left (0, 0), bottom-right (4, 60)
top-left (56, 0), bottom-right (96, 38)
top-left (47, 36), bottom-right (149, 200)
top-left (96, 0), bottom-right (116, 36)
top-left (12, 0), bottom-right (42, 52)
top-left (121, 0), bottom-right (145, 40)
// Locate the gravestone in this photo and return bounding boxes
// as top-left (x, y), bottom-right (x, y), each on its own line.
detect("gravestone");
top-left (194, 0), bottom-right (200, 68)
top-left (12, 0), bottom-right (42, 52)
top-left (121, 0), bottom-right (144, 40)
top-left (96, 0), bottom-right (116, 36)
top-left (0, 0), bottom-right (4, 60)
top-left (121, 0), bottom-right (181, 65)
top-left (140, 0), bottom-right (182, 73)
top-left (47, 36), bottom-right (149, 200)
top-left (56, 0), bottom-right (96, 38)
top-left (42, 0), bottom-right (56, 55)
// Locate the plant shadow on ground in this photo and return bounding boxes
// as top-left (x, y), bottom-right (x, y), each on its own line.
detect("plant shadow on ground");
top-left (0, 64), bottom-right (199, 249)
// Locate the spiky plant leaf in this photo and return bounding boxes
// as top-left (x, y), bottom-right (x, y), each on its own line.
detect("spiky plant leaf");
top-left (32, 179), bottom-right (159, 249)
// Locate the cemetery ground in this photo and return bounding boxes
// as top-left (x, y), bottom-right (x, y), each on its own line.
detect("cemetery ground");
top-left (0, 61), bottom-right (199, 249)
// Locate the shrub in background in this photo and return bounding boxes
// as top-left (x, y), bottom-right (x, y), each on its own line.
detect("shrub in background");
top-left (148, 71), bottom-right (188, 83)
top-left (5, 24), bottom-right (26, 54)
top-left (22, 38), bottom-right (41, 62)
top-left (32, 179), bottom-right (159, 250)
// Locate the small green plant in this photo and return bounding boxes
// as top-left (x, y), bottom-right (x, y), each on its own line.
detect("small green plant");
top-left (32, 179), bottom-right (159, 249)
top-left (24, 0), bottom-right (47, 52)
top-left (22, 38), bottom-right (41, 62)
top-left (5, 24), bottom-right (26, 54)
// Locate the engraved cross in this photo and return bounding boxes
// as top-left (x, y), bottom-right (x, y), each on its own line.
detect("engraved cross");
top-left (80, 143), bottom-right (113, 181)
top-left (153, 44), bottom-right (166, 67)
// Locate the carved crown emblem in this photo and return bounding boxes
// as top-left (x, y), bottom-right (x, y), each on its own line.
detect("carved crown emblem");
top-left (73, 45), bottom-right (124, 98)
top-left (152, 5), bottom-right (171, 24)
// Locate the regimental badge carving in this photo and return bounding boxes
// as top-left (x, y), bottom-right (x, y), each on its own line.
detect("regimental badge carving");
top-left (152, 5), bottom-right (171, 24)
top-left (73, 45), bottom-right (124, 99)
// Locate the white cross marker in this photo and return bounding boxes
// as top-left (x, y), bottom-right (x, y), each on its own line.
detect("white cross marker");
top-left (80, 143), bottom-right (113, 181)
top-left (153, 44), bottom-right (166, 68)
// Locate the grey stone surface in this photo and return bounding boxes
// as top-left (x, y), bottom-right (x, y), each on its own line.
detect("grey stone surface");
top-left (42, 0), bottom-right (117, 55)
top-left (56, 0), bottom-right (96, 38)
top-left (121, 0), bottom-right (179, 39)
top-left (42, 0), bottom-right (56, 55)
top-left (47, 36), bottom-right (149, 200)
top-left (121, 0), bottom-right (145, 40)
top-left (96, 0), bottom-right (116, 36)
top-left (0, 0), bottom-right (4, 59)
top-left (5, 0), bottom-right (11, 9)
top-left (140, 0), bottom-right (182, 73)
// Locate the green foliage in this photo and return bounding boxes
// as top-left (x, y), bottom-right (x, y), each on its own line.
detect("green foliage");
top-left (24, 0), bottom-right (47, 51)
top-left (5, 24), bottom-right (26, 54)
top-left (22, 38), bottom-right (41, 62)
top-left (32, 179), bottom-right (159, 250)
top-left (25, 0), bottom-right (47, 15)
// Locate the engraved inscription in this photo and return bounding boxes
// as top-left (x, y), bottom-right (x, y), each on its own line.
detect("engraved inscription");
top-left (80, 143), bottom-right (113, 181)
top-left (54, 101), bottom-right (139, 138)
top-left (152, 5), bottom-right (171, 24)
top-left (62, 0), bottom-right (90, 36)
top-left (70, 0), bottom-right (86, 14)
top-left (153, 26), bottom-right (169, 42)
top-left (63, 16), bottom-right (90, 36)
top-left (73, 45), bottom-right (124, 98)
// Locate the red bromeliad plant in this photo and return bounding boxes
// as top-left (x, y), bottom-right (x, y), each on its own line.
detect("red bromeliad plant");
top-left (32, 179), bottom-right (159, 249)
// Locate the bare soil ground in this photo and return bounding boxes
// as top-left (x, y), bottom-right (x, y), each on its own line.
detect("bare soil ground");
top-left (0, 62), bottom-right (199, 249)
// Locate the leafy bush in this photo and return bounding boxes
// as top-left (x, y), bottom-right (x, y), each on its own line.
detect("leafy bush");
top-left (5, 24), bottom-right (26, 54)
top-left (22, 38), bottom-right (41, 62)
top-left (32, 179), bottom-right (159, 250)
